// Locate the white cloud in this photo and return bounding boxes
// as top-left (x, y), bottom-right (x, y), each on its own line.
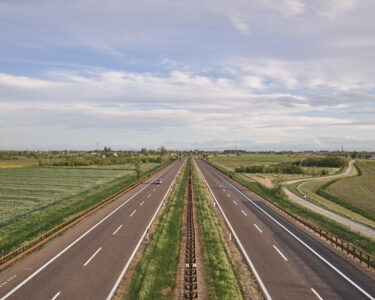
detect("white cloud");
top-left (0, 0), bottom-right (375, 150)
top-left (229, 13), bottom-right (251, 35)
top-left (319, 0), bottom-right (358, 19)
top-left (263, 0), bottom-right (305, 18)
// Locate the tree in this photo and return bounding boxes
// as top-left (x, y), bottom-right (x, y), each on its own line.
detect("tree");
top-left (134, 161), bottom-right (141, 179)
top-left (158, 146), bottom-right (167, 156)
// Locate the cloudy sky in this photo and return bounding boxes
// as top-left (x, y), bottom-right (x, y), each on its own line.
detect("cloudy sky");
top-left (1, 0), bottom-right (374, 150)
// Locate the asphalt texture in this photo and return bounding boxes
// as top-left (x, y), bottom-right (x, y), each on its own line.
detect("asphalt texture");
top-left (195, 158), bottom-right (375, 300)
top-left (0, 159), bottom-right (184, 300)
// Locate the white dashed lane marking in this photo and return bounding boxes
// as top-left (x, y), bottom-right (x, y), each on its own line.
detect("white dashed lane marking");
top-left (83, 248), bottom-right (102, 267)
top-left (254, 224), bottom-right (263, 233)
top-left (273, 245), bottom-right (288, 261)
top-left (112, 225), bottom-right (123, 235)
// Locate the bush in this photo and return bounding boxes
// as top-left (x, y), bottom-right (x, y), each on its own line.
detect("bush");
top-left (298, 156), bottom-right (346, 168)
top-left (235, 164), bottom-right (304, 174)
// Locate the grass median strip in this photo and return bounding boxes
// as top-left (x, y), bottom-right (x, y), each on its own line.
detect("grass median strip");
top-left (124, 162), bottom-right (187, 300)
top-left (192, 161), bottom-right (244, 300)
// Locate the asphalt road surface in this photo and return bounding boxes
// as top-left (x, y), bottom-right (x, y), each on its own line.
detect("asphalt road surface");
top-left (0, 159), bottom-right (185, 300)
top-left (195, 158), bottom-right (375, 300)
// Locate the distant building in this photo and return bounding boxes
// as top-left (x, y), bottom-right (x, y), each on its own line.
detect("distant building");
top-left (369, 156), bottom-right (375, 160)
top-left (105, 152), bottom-right (118, 158)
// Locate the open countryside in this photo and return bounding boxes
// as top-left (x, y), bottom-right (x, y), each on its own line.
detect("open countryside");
top-left (0, 168), bottom-right (133, 226)
top-left (1, 1), bottom-right (375, 299)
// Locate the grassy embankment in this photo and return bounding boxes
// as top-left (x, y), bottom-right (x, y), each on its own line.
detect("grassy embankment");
top-left (0, 162), bottom-right (168, 256)
top-left (287, 161), bottom-right (375, 229)
top-left (125, 162), bottom-right (187, 300)
top-left (206, 158), bottom-right (375, 258)
top-left (319, 160), bottom-right (375, 221)
top-left (192, 160), bottom-right (244, 299)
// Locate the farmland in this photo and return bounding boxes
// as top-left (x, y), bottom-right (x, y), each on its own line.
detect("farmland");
top-left (323, 160), bottom-right (375, 217)
top-left (287, 160), bottom-right (375, 230)
top-left (0, 168), bottom-right (134, 227)
top-left (0, 159), bottom-right (166, 255)
top-left (208, 153), bottom-right (342, 189)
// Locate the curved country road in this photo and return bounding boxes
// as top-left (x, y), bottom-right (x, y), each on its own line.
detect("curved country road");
top-left (282, 160), bottom-right (375, 239)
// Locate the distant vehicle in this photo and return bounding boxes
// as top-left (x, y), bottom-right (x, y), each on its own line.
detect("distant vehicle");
top-left (154, 178), bottom-right (163, 184)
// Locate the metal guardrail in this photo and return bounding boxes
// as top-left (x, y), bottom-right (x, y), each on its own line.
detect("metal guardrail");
top-left (184, 161), bottom-right (198, 299)
top-left (0, 162), bottom-right (173, 271)
top-left (205, 160), bottom-right (375, 270)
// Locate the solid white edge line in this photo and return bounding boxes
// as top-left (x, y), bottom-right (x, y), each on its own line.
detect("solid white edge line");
top-left (254, 223), bottom-right (263, 233)
top-left (204, 161), bottom-right (375, 300)
top-left (273, 245), bottom-right (288, 261)
top-left (106, 160), bottom-right (185, 300)
top-left (130, 210), bottom-right (136, 217)
top-left (51, 291), bottom-right (61, 300)
top-left (112, 225), bottom-right (123, 235)
top-left (311, 288), bottom-right (324, 300)
top-left (195, 161), bottom-right (272, 300)
top-left (83, 247), bottom-right (102, 267)
top-left (241, 210), bottom-right (247, 216)
top-left (0, 163), bottom-right (173, 300)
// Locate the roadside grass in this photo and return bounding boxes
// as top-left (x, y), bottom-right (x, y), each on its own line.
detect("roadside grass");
top-left (125, 162), bottom-right (187, 300)
top-left (192, 160), bottom-right (244, 300)
top-left (0, 162), bottom-right (166, 256)
top-left (206, 160), bottom-right (375, 257)
top-left (322, 160), bottom-right (375, 217)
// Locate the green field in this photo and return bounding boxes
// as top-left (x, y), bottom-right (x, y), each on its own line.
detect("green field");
top-left (210, 153), bottom-right (306, 165)
top-left (209, 153), bottom-right (341, 188)
top-left (324, 160), bottom-right (375, 217)
top-left (0, 159), bottom-right (38, 168)
top-left (0, 168), bottom-right (134, 227)
top-left (0, 162), bottom-right (165, 255)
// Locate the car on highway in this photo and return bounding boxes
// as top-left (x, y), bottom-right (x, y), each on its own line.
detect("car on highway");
top-left (154, 178), bottom-right (163, 184)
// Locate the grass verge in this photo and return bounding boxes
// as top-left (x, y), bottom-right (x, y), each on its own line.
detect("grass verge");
top-left (206, 160), bottom-right (375, 258)
top-left (124, 162), bottom-right (187, 300)
top-left (0, 162), bottom-right (169, 256)
top-left (192, 160), bottom-right (244, 299)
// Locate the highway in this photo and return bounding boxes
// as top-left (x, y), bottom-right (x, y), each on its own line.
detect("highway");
top-left (0, 159), bottom-right (184, 300)
top-left (195, 158), bottom-right (375, 300)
